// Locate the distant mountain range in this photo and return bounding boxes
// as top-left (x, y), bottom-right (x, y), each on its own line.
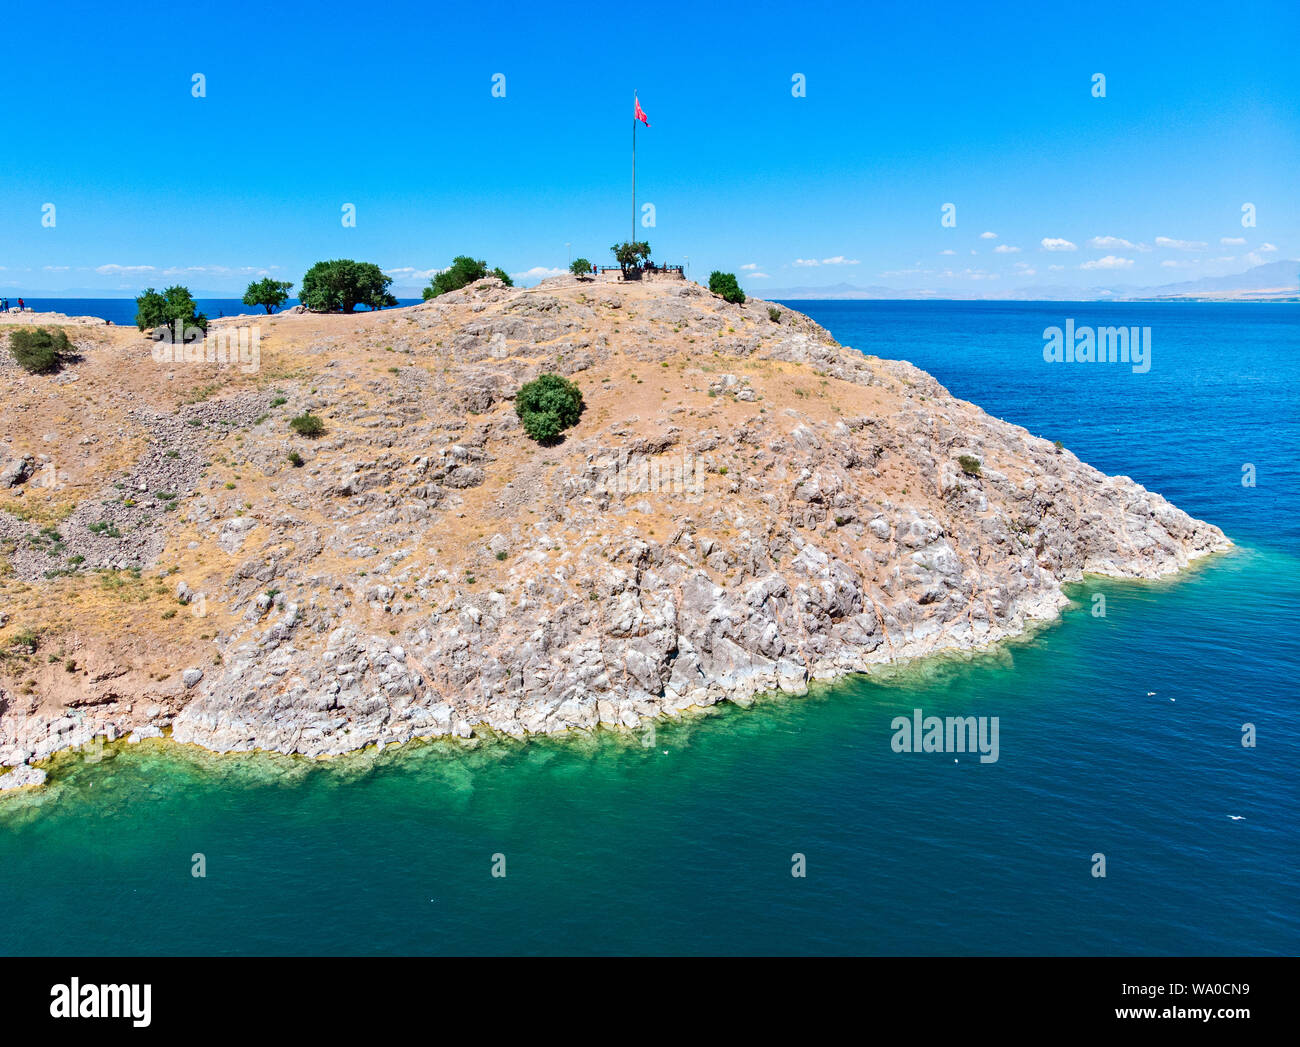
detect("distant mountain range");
top-left (760, 260), bottom-right (1300, 302)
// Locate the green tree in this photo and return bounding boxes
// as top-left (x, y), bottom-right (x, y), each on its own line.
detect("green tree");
top-left (515, 373), bottom-right (584, 443)
top-left (423, 256), bottom-right (513, 299)
top-left (570, 258), bottom-right (593, 276)
top-left (242, 278), bottom-right (294, 314)
top-left (611, 241), bottom-right (651, 276)
top-left (299, 260), bottom-right (394, 313)
top-left (135, 285), bottom-right (208, 333)
top-left (8, 327), bottom-right (72, 374)
top-left (708, 271), bottom-right (745, 304)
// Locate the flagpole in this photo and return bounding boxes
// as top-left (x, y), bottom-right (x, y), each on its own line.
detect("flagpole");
top-left (626, 90), bottom-right (631, 244)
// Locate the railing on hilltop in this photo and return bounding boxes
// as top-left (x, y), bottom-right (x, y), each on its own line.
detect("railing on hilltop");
top-left (593, 264), bottom-right (685, 277)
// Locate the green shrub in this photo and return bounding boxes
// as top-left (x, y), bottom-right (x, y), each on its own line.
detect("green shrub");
top-left (290, 413), bottom-right (325, 437)
top-left (300, 260), bottom-right (395, 313)
top-left (423, 256), bottom-right (514, 299)
top-left (768, 306), bottom-right (781, 322)
top-left (709, 271), bottom-right (745, 304)
top-left (958, 454), bottom-right (982, 476)
top-left (287, 450), bottom-right (305, 467)
top-left (8, 327), bottom-right (71, 373)
top-left (135, 285), bottom-right (207, 333)
top-left (570, 258), bottom-right (593, 276)
top-left (515, 373), bottom-right (584, 443)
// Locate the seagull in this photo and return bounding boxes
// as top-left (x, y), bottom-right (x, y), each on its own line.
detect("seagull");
top-left (1147, 691), bottom-right (1157, 696)
top-left (1228, 815), bottom-right (1245, 821)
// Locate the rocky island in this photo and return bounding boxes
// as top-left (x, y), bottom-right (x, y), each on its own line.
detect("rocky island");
top-left (0, 277), bottom-right (1230, 787)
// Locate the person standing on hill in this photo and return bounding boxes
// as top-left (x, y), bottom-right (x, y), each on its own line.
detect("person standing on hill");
top-left (17, 298), bottom-right (24, 312)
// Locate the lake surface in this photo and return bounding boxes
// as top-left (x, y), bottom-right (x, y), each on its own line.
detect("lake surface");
top-left (2, 300), bottom-right (1296, 956)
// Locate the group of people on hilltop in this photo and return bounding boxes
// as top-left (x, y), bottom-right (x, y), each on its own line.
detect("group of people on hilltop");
top-left (1, 297), bottom-right (25, 312)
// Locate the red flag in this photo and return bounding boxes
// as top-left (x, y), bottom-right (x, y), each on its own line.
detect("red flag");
top-left (634, 96), bottom-right (650, 127)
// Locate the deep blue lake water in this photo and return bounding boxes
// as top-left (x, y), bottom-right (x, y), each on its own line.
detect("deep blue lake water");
top-left (1, 300), bottom-right (1295, 956)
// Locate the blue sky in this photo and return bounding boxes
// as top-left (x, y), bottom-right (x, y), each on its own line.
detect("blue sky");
top-left (1, 0), bottom-right (1296, 296)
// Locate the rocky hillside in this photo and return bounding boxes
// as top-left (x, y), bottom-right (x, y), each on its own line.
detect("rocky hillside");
top-left (0, 276), bottom-right (1229, 784)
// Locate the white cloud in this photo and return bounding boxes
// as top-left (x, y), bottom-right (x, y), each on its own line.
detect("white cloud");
top-left (385, 266), bottom-right (442, 280)
top-left (1155, 236), bottom-right (1207, 251)
top-left (993, 244), bottom-right (1021, 253)
top-left (42, 265), bottom-right (70, 272)
top-left (1041, 238), bottom-right (1077, 251)
top-left (1220, 237), bottom-right (1246, 246)
top-left (1088, 236), bottom-right (1138, 250)
top-left (511, 266), bottom-right (565, 281)
top-left (95, 264), bottom-right (156, 274)
top-left (979, 231), bottom-right (998, 239)
top-left (740, 263), bottom-right (760, 270)
top-left (1160, 259), bottom-right (1195, 268)
top-left (1258, 242), bottom-right (1277, 253)
top-left (1047, 264), bottom-right (1065, 271)
top-left (793, 258), bottom-right (819, 267)
top-left (1081, 255), bottom-right (1135, 270)
top-left (939, 249), bottom-right (956, 256)
top-left (743, 272), bottom-right (770, 278)
top-left (820, 256), bottom-right (860, 265)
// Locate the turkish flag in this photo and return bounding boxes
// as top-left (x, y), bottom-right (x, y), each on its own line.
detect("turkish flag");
top-left (634, 96), bottom-right (650, 127)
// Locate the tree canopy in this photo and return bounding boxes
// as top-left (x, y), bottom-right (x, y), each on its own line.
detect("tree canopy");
top-left (135, 285), bottom-right (208, 333)
top-left (515, 373), bottom-right (584, 443)
top-left (242, 278), bottom-right (294, 314)
top-left (611, 241), bottom-right (651, 275)
top-left (300, 260), bottom-right (396, 313)
top-left (423, 256), bottom-right (515, 299)
top-left (708, 270), bottom-right (746, 304)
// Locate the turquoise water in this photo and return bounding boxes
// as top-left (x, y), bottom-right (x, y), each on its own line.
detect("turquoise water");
top-left (2, 302), bottom-right (1296, 956)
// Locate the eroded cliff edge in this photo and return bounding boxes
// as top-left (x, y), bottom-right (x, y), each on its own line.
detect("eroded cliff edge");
top-left (0, 277), bottom-right (1230, 778)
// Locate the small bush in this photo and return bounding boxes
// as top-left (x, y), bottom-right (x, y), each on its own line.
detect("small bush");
top-left (958, 454), bottom-right (982, 476)
top-left (708, 271), bottom-right (745, 304)
top-left (423, 256), bottom-right (513, 299)
top-left (8, 327), bottom-right (71, 373)
top-left (767, 306), bottom-right (781, 322)
top-left (290, 413), bottom-right (325, 438)
top-left (515, 373), bottom-right (584, 443)
top-left (287, 451), bottom-right (304, 467)
top-left (570, 258), bottom-right (592, 277)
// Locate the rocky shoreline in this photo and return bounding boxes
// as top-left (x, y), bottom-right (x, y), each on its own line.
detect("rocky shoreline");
top-left (0, 279), bottom-right (1231, 788)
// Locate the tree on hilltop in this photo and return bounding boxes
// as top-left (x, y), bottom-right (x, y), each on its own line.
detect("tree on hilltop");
top-left (242, 278), bottom-right (294, 314)
top-left (135, 285), bottom-right (207, 333)
top-left (299, 260), bottom-right (394, 313)
top-left (423, 256), bottom-right (515, 300)
top-left (611, 241), bottom-right (651, 276)
top-left (708, 271), bottom-right (746, 304)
